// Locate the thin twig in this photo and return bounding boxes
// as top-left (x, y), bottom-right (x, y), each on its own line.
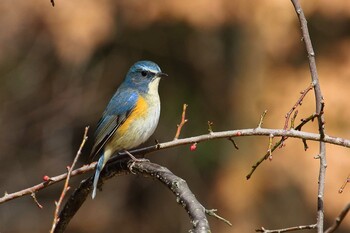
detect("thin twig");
top-left (295, 113), bottom-right (317, 131)
top-left (258, 110), bottom-right (268, 128)
top-left (280, 83), bottom-right (314, 148)
top-left (291, 110), bottom-right (299, 129)
top-left (228, 137), bottom-right (239, 150)
top-left (174, 104), bottom-right (188, 140)
top-left (338, 173), bottom-right (350, 193)
top-left (31, 192), bottom-right (43, 209)
top-left (2, 127), bottom-right (350, 204)
top-left (324, 203), bottom-right (350, 233)
top-left (267, 134), bottom-right (274, 160)
top-left (283, 83), bottom-right (314, 131)
top-left (246, 139), bottom-right (283, 180)
top-left (208, 121), bottom-right (214, 134)
top-left (0, 163), bottom-right (95, 204)
top-left (246, 113), bottom-right (317, 180)
top-left (205, 209), bottom-right (232, 226)
top-left (49, 126), bottom-right (89, 233)
top-left (302, 138), bottom-right (309, 151)
top-left (256, 223), bottom-right (317, 233)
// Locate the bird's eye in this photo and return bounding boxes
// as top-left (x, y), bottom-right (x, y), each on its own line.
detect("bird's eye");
top-left (141, 71), bottom-right (148, 77)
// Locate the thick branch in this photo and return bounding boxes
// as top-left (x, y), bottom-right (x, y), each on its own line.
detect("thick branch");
top-left (55, 159), bottom-right (211, 233)
top-left (130, 161), bottom-right (211, 233)
top-left (53, 159), bottom-right (130, 233)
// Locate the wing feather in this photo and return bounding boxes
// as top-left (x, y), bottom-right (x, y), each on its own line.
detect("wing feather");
top-left (90, 89), bottom-right (138, 160)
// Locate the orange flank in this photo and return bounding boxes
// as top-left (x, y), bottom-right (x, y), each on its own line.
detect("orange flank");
top-left (117, 95), bottom-right (148, 135)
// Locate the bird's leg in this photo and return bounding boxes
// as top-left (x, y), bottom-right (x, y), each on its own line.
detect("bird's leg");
top-left (124, 150), bottom-right (138, 160)
top-left (124, 150), bottom-right (149, 173)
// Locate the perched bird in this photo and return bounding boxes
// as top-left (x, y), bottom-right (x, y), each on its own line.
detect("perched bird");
top-left (90, 60), bottom-right (167, 199)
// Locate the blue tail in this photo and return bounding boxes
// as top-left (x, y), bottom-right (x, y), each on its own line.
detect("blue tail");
top-left (92, 156), bottom-right (104, 199)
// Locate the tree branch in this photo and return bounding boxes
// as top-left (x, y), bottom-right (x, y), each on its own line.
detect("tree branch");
top-left (54, 158), bottom-right (130, 233)
top-left (1, 127), bottom-right (350, 205)
top-left (283, 83), bottom-right (314, 132)
top-left (291, 1), bottom-right (326, 232)
top-left (55, 159), bottom-right (213, 233)
top-left (50, 126), bottom-right (89, 233)
top-left (247, 96), bottom-right (318, 180)
top-left (256, 223), bottom-right (317, 233)
top-left (324, 203), bottom-right (350, 233)
top-left (174, 104), bottom-right (188, 140)
top-left (0, 163), bottom-right (95, 204)
top-left (338, 173), bottom-right (350, 193)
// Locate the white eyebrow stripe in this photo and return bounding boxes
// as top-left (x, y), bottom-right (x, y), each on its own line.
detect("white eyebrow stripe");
top-left (139, 66), bottom-right (160, 74)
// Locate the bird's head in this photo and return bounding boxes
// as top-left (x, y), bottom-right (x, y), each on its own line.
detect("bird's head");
top-left (124, 60), bottom-right (167, 94)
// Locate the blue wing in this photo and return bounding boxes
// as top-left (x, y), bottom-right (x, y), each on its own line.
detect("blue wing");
top-left (90, 88), bottom-right (139, 160)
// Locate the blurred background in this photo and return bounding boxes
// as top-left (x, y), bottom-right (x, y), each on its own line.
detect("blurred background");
top-left (0, 0), bottom-right (350, 232)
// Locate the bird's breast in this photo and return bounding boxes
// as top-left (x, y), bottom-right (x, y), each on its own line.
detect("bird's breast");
top-left (107, 93), bottom-right (160, 151)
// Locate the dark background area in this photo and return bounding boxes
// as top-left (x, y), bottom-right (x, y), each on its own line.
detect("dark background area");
top-left (0, 1), bottom-right (349, 232)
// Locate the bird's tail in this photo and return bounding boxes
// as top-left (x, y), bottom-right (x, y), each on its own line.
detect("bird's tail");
top-left (92, 156), bottom-right (105, 199)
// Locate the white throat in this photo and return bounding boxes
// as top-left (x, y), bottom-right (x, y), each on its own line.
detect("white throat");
top-left (148, 77), bottom-right (161, 96)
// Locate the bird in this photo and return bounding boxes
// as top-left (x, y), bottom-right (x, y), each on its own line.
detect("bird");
top-left (90, 60), bottom-right (167, 199)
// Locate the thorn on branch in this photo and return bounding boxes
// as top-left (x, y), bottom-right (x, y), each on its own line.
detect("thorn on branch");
top-left (174, 104), bottom-right (188, 140)
top-left (228, 137), bottom-right (239, 150)
top-left (257, 110), bottom-right (268, 128)
top-left (302, 139), bottom-right (308, 151)
top-left (207, 121), bottom-right (214, 134)
top-left (267, 134), bottom-right (274, 161)
top-left (319, 100), bottom-right (326, 131)
top-left (31, 192), bottom-right (43, 209)
top-left (50, 0), bottom-right (55, 7)
top-left (205, 209), bottom-right (232, 226)
top-left (291, 110), bottom-right (298, 129)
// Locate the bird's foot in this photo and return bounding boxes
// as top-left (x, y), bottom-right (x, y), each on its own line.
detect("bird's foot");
top-left (124, 150), bottom-right (149, 173)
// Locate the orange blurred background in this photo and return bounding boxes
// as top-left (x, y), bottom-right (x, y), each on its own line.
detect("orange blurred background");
top-left (0, 0), bottom-right (349, 232)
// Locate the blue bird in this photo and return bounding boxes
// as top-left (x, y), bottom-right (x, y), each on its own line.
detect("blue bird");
top-left (91, 60), bottom-right (167, 199)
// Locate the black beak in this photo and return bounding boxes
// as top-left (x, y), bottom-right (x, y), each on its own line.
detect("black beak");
top-left (157, 72), bottom-right (168, 78)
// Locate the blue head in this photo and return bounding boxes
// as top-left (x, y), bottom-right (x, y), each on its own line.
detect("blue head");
top-left (122, 61), bottom-right (167, 93)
